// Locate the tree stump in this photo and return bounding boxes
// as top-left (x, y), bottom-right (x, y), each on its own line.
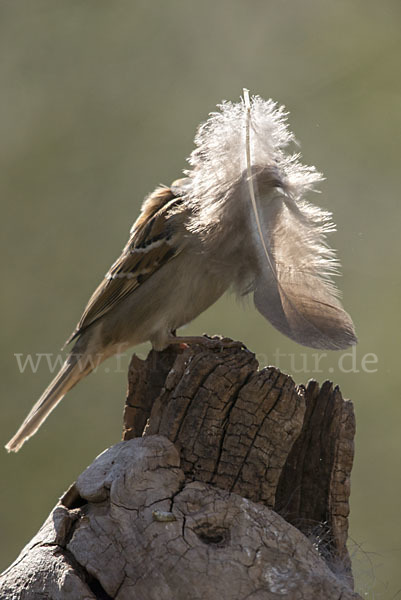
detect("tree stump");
top-left (0, 340), bottom-right (361, 599)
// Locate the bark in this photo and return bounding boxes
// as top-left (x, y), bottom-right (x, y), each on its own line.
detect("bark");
top-left (0, 340), bottom-right (361, 600)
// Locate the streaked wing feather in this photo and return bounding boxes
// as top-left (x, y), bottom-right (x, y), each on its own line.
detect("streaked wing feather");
top-left (79, 242), bottom-right (178, 329)
top-left (66, 187), bottom-right (185, 343)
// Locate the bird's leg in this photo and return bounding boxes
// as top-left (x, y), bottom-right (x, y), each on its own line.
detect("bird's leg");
top-left (165, 333), bottom-right (245, 350)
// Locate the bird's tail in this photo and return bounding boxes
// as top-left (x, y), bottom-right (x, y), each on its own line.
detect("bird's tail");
top-left (5, 355), bottom-right (90, 453)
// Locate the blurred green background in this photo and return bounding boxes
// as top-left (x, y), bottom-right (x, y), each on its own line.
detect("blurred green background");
top-left (1, 1), bottom-right (400, 596)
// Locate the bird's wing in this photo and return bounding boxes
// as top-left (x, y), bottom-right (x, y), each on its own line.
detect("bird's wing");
top-left (65, 185), bottom-right (187, 344)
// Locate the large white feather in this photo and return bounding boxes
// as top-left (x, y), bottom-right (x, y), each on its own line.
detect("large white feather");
top-left (185, 92), bottom-right (357, 350)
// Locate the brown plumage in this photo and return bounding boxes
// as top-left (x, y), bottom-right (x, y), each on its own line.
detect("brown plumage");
top-left (66, 186), bottom-right (184, 344)
top-left (6, 93), bottom-right (356, 453)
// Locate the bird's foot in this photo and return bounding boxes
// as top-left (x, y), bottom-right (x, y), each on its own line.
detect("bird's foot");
top-left (166, 334), bottom-right (245, 351)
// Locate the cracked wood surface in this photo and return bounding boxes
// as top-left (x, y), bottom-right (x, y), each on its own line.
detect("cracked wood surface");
top-left (1, 437), bottom-right (360, 600)
top-left (124, 343), bottom-right (355, 578)
top-left (1, 340), bottom-right (360, 599)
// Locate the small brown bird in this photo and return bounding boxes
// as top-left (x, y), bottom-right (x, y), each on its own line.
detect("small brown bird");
top-left (6, 92), bottom-right (357, 452)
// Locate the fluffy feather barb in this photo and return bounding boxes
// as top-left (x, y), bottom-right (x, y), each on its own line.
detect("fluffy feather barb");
top-left (186, 96), bottom-right (321, 228)
top-left (185, 93), bottom-right (357, 350)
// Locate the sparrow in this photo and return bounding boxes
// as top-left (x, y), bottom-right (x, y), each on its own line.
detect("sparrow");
top-left (6, 92), bottom-right (357, 452)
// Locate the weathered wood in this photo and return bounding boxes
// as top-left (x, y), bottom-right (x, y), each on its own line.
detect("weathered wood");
top-left (124, 342), bottom-right (355, 582)
top-left (274, 380), bottom-right (355, 575)
top-left (1, 340), bottom-right (360, 599)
